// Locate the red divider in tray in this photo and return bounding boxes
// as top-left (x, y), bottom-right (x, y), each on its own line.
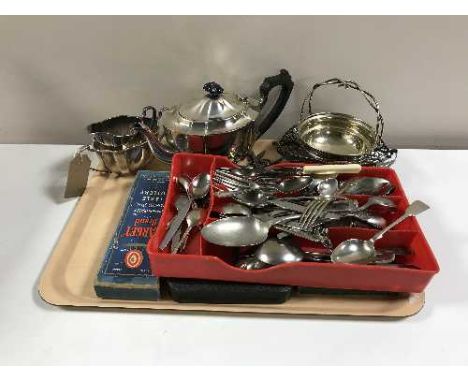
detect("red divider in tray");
top-left (147, 153), bottom-right (439, 293)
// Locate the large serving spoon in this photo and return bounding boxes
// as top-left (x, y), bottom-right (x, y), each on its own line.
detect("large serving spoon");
top-left (201, 214), bottom-right (300, 247)
top-left (331, 200), bottom-right (429, 264)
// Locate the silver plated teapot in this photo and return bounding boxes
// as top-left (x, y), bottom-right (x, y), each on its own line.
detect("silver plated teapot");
top-left (135, 69), bottom-right (293, 162)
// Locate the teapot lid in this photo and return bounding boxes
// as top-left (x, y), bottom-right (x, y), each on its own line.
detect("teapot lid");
top-left (158, 82), bottom-right (259, 136)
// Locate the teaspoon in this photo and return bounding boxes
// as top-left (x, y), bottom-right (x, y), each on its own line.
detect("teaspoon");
top-left (171, 208), bottom-right (203, 254)
top-left (331, 200), bottom-right (429, 264)
top-left (190, 173), bottom-right (211, 200)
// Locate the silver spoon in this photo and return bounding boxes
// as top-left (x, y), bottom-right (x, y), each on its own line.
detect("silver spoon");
top-left (236, 257), bottom-right (269, 270)
top-left (171, 176), bottom-right (193, 246)
top-left (355, 196), bottom-right (396, 211)
top-left (276, 176), bottom-right (313, 194)
top-left (339, 177), bottom-right (394, 195)
top-left (254, 238), bottom-right (329, 266)
top-left (255, 238), bottom-right (305, 265)
top-left (171, 209), bottom-right (203, 254)
top-left (217, 171), bottom-right (311, 194)
top-left (215, 189), bottom-right (292, 213)
top-left (214, 170), bottom-right (262, 191)
top-left (316, 178), bottom-right (339, 197)
top-left (201, 214), bottom-right (300, 247)
top-left (190, 173), bottom-right (211, 200)
top-left (353, 213), bottom-right (387, 229)
top-left (331, 200), bottom-right (430, 264)
top-left (317, 211), bottom-right (387, 230)
top-left (178, 176), bottom-right (191, 195)
top-left (373, 250), bottom-right (396, 264)
top-left (304, 250), bottom-right (395, 264)
top-left (230, 189), bottom-right (270, 208)
top-left (254, 238), bottom-right (402, 267)
top-left (220, 203), bottom-right (252, 217)
top-left (228, 166), bottom-right (259, 178)
top-left (314, 178), bottom-right (392, 198)
top-left (226, 189), bottom-right (311, 213)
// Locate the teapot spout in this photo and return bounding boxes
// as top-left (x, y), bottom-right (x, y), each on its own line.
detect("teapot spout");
top-left (133, 122), bottom-right (174, 163)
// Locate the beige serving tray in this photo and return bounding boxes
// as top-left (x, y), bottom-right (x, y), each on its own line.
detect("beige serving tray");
top-left (38, 141), bottom-right (424, 317)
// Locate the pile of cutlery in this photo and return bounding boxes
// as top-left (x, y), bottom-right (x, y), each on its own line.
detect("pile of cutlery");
top-left (204, 163), bottom-right (398, 252)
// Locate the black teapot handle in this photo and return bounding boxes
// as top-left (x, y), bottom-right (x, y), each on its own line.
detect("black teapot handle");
top-left (256, 69), bottom-right (294, 138)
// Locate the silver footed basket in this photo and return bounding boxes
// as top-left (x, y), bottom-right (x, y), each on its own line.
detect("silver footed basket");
top-left (275, 78), bottom-right (397, 166)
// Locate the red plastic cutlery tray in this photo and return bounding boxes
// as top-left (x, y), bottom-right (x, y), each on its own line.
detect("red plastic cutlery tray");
top-left (147, 153), bottom-right (439, 293)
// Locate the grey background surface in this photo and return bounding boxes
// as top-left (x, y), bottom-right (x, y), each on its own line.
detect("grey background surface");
top-left (0, 15), bottom-right (467, 147)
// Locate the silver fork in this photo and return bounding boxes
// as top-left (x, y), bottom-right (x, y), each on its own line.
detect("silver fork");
top-left (214, 170), bottom-right (253, 187)
top-left (302, 199), bottom-right (327, 229)
top-left (298, 200), bottom-right (317, 226)
top-left (303, 199), bottom-right (331, 230)
top-left (213, 175), bottom-right (246, 191)
top-left (299, 199), bottom-right (322, 228)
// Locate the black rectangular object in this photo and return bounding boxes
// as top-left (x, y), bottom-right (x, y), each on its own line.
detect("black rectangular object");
top-left (166, 278), bottom-right (293, 304)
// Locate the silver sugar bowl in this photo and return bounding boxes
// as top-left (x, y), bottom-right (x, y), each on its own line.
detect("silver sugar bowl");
top-left (83, 107), bottom-right (157, 175)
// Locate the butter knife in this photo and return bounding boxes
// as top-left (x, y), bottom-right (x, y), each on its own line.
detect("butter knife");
top-left (170, 227), bottom-right (182, 253)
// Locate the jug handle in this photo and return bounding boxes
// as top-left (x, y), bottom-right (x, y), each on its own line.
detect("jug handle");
top-left (256, 69), bottom-right (294, 138)
top-left (142, 106), bottom-right (158, 129)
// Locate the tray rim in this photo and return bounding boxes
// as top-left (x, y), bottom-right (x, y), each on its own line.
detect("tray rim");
top-left (38, 258), bottom-right (426, 316)
top-left (37, 286), bottom-right (425, 318)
